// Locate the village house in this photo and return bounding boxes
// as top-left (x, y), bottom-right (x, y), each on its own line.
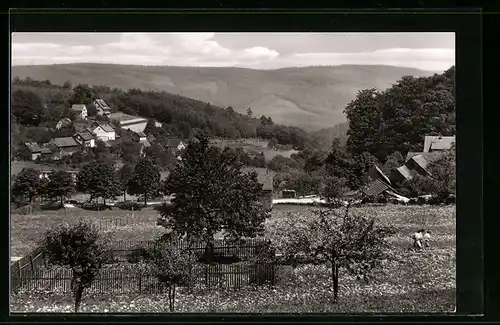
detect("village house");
top-left (55, 117), bottom-right (72, 130)
top-left (423, 135), bottom-right (455, 153)
top-left (94, 99), bottom-right (112, 116)
top-left (241, 167), bottom-right (274, 211)
top-left (139, 139), bottom-right (152, 157)
top-left (91, 122), bottom-right (116, 142)
top-left (146, 133), bottom-right (157, 144)
top-left (361, 165), bottom-right (403, 200)
top-left (134, 131), bottom-right (148, 142)
top-left (165, 139), bottom-right (186, 154)
top-left (281, 189), bottom-right (297, 199)
top-left (108, 112), bottom-right (148, 133)
top-left (49, 137), bottom-right (80, 159)
top-left (71, 104), bottom-right (88, 120)
top-left (24, 142), bottom-right (42, 161)
top-left (73, 129), bottom-right (96, 148)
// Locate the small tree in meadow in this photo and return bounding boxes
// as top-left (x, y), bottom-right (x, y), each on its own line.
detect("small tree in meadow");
top-left (276, 201), bottom-right (396, 301)
top-left (145, 236), bottom-right (196, 312)
top-left (41, 222), bottom-right (108, 312)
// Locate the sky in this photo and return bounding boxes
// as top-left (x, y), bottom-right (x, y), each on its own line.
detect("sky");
top-left (11, 32), bottom-right (455, 72)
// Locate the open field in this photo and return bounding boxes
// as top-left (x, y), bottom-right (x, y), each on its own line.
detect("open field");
top-left (210, 138), bottom-right (299, 160)
top-left (11, 204), bottom-right (455, 313)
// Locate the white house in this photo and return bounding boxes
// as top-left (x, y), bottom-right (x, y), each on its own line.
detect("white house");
top-left (94, 99), bottom-right (112, 116)
top-left (91, 122), bottom-right (116, 142)
top-left (73, 129), bottom-right (96, 148)
top-left (71, 104), bottom-right (88, 120)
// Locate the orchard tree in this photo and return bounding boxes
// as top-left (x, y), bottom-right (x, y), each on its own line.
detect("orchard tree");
top-left (145, 235), bottom-right (196, 312)
top-left (46, 171), bottom-right (75, 205)
top-left (127, 158), bottom-right (161, 206)
top-left (41, 222), bottom-right (108, 312)
top-left (11, 168), bottom-right (40, 212)
top-left (119, 164), bottom-right (135, 201)
top-left (157, 134), bottom-right (268, 249)
top-left (269, 201), bottom-right (396, 301)
top-left (77, 160), bottom-right (121, 204)
top-left (381, 151), bottom-right (405, 176)
top-left (11, 89), bottom-right (45, 126)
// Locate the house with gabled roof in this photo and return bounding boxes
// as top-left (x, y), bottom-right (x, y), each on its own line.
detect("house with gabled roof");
top-left (94, 99), bottom-right (112, 116)
top-left (91, 122), bottom-right (116, 142)
top-left (423, 135), bottom-right (455, 153)
top-left (241, 167), bottom-right (274, 211)
top-left (165, 139), bottom-right (186, 153)
top-left (49, 137), bottom-right (80, 158)
top-left (71, 104), bottom-right (88, 120)
top-left (24, 142), bottom-right (42, 161)
top-left (73, 129), bottom-right (96, 148)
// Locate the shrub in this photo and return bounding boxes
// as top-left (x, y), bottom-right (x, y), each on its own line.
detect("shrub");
top-left (126, 247), bottom-right (150, 263)
top-left (81, 202), bottom-right (112, 211)
top-left (116, 201), bottom-right (143, 211)
top-left (41, 201), bottom-right (64, 210)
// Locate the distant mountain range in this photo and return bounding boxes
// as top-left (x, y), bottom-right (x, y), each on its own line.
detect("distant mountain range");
top-left (11, 63), bottom-right (436, 131)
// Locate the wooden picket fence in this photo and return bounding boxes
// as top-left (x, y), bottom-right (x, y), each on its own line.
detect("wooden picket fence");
top-left (11, 238), bottom-right (274, 294)
top-left (14, 262), bottom-right (277, 294)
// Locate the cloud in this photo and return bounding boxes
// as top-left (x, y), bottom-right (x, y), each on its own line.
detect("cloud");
top-left (11, 33), bottom-right (454, 71)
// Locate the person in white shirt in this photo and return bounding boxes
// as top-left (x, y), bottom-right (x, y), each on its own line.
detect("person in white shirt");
top-left (412, 229), bottom-right (425, 250)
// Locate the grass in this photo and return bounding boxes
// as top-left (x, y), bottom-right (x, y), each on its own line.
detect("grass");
top-left (10, 204), bottom-right (456, 313)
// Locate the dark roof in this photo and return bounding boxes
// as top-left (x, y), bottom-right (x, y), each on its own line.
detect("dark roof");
top-left (76, 130), bottom-right (94, 141)
top-left (166, 139), bottom-right (183, 148)
top-left (94, 99), bottom-right (111, 110)
top-left (71, 104), bottom-right (86, 112)
top-left (423, 135), bottom-right (455, 152)
top-left (241, 167), bottom-right (274, 191)
top-left (93, 122), bottom-right (115, 133)
top-left (24, 142), bottom-right (42, 153)
top-left (136, 131), bottom-right (147, 137)
top-left (147, 134), bottom-right (156, 142)
top-left (362, 179), bottom-right (390, 197)
top-left (51, 137), bottom-right (79, 148)
top-left (40, 147), bottom-right (52, 154)
top-left (105, 138), bottom-right (122, 147)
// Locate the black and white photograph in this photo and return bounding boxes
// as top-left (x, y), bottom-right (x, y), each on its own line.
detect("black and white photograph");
top-left (10, 31), bottom-right (456, 313)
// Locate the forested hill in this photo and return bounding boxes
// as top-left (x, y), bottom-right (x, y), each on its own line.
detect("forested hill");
top-left (11, 64), bottom-right (436, 131)
top-left (11, 78), bottom-right (314, 150)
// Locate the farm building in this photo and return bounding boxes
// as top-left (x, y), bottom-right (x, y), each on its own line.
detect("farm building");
top-left (134, 131), bottom-right (147, 142)
top-left (165, 139), bottom-right (186, 153)
top-left (55, 118), bottom-right (72, 130)
top-left (108, 112), bottom-right (148, 133)
top-left (423, 135), bottom-right (455, 153)
top-left (24, 142), bottom-right (42, 161)
top-left (71, 104), bottom-right (88, 120)
top-left (362, 165), bottom-right (392, 186)
top-left (73, 129), bottom-right (96, 148)
top-left (241, 167), bottom-right (274, 211)
top-left (281, 189), bottom-right (296, 199)
top-left (49, 137), bottom-right (80, 158)
top-left (91, 122), bottom-right (116, 142)
top-left (94, 99), bottom-right (112, 116)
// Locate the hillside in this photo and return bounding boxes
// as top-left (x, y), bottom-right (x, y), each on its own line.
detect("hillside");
top-left (11, 64), bottom-right (435, 131)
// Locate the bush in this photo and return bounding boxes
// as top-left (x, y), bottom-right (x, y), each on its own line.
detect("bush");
top-left (12, 203), bottom-right (42, 215)
top-left (126, 247), bottom-right (150, 263)
top-left (116, 201), bottom-right (143, 211)
top-left (41, 201), bottom-right (64, 210)
top-left (81, 202), bottom-right (112, 211)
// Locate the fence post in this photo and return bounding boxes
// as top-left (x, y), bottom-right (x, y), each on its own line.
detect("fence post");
top-left (29, 255), bottom-right (35, 274)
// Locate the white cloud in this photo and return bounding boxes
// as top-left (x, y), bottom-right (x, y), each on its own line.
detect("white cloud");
top-left (11, 33), bottom-right (455, 71)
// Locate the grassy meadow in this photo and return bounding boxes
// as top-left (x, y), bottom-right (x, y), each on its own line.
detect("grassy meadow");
top-left (10, 204), bottom-right (455, 313)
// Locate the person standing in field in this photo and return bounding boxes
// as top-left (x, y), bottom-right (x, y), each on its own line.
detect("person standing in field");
top-left (412, 229), bottom-right (425, 250)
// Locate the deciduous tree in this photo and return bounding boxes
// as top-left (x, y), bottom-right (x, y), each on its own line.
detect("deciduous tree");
top-left (157, 134), bottom-right (268, 248)
top-left (11, 168), bottom-right (40, 213)
top-left (127, 158), bottom-right (161, 206)
top-left (46, 170), bottom-right (75, 205)
top-left (77, 160), bottom-right (121, 203)
top-left (11, 89), bottom-right (45, 126)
